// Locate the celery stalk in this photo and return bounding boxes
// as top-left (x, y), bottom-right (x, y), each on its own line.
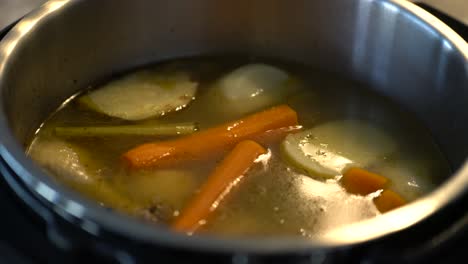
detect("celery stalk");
top-left (55, 123), bottom-right (198, 137)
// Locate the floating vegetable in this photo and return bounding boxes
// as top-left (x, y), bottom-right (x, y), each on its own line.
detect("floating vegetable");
top-left (281, 120), bottom-right (396, 178)
top-left (212, 64), bottom-right (299, 116)
top-left (55, 122), bottom-right (198, 137)
top-left (373, 189), bottom-right (407, 213)
top-left (251, 125), bottom-right (303, 146)
top-left (122, 105), bottom-right (298, 168)
top-left (341, 167), bottom-right (389, 195)
top-left (79, 71), bottom-right (197, 120)
top-left (28, 139), bottom-right (137, 211)
top-left (116, 169), bottom-right (198, 211)
top-left (341, 167), bottom-right (406, 213)
top-left (172, 140), bottom-right (267, 233)
top-left (371, 156), bottom-right (440, 201)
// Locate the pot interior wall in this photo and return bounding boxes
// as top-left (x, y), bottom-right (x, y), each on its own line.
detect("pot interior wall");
top-left (2, 0), bottom-right (467, 172)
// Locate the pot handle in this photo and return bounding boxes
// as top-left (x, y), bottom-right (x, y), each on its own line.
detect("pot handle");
top-left (415, 2), bottom-right (468, 41)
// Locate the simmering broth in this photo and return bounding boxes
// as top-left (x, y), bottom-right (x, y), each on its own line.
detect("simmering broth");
top-left (27, 57), bottom-right (449, 239)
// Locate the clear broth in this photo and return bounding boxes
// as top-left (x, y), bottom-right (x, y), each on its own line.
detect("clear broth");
top-left (27, 57), bottom-right (450, 239)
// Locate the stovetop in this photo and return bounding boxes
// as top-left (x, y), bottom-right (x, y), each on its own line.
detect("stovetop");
top-left (0, 1), bottom-right (467, 263)
top-left (0, 177), bottom-right (69, 264)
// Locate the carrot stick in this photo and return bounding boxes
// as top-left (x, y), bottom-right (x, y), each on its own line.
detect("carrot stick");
top-left (253, 125), bottom-right (302, 146)
top-left (122, 105), bottom-right (297, 168)
top-left (172, 140), bottom-right (267, 233)
top-left (373, 189), bottom-right (407, 213)
top-left (341, 167), bottom-right (389, 195)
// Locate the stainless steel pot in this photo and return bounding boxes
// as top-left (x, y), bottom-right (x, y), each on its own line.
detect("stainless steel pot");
top-left (0, 0), bottom-right (467, 262)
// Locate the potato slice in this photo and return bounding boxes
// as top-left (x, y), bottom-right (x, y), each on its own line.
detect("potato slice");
top-left (117, 169), bottom-right (198, 210)
top-left (80, 71), bottom-right (197, 120)
top-left (281, 120), bottom-right (396, 178)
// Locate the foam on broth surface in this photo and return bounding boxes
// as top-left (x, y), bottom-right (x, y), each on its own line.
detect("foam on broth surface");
top-left (27, 57), bottom-right (450, 239)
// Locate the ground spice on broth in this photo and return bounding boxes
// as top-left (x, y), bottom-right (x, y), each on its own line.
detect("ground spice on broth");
top-left (27, 57), bottom-right (450, 239)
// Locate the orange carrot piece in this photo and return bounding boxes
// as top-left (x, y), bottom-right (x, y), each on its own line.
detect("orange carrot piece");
top-left (342, 167), bottom-right (389, 195)
top-left (172, 140), bottom-right (267, 233)
top-left (253, 125), bottom-right (302, 146)
top-left (373, 189), bottom-right (407, 213)
top-left (122, 105), bottom-right (297, 168)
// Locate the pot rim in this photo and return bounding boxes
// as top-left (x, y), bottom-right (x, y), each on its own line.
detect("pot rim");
top-left (0, 0), bottom-right (467, 254)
